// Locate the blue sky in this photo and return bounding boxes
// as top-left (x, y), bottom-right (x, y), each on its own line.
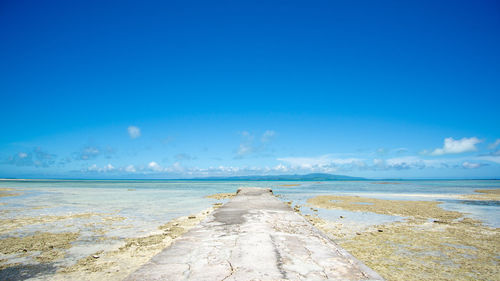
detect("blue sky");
top-left (1, 0), bottom-right (499, 179)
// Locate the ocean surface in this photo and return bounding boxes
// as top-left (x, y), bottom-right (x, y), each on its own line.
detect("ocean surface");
top-left (1, 179), bottom-right (499, 267)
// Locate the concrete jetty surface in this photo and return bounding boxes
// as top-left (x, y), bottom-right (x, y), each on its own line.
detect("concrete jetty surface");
top-left (125, 188), bottom-right (384, 281)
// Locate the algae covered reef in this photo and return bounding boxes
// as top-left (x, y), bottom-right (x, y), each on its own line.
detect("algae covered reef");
top-left (0, 232), bottom-right (79, 266)
top-left (204, 192), bottom-right (236, 200)
top-left (0, 208), bottom-right (214, 281)
top-left (306, 192), bottom-right (500, 281)
top-left (0, 213), bottom-right (96, 235)
top-left (307, 195), bottom-right (463, 220)
top-left (0, 188), bottom-right (21, 198)
top-left (54, 209), bottom-right (213, 281)
top-left (460, 188), bottom-right (500, 201)
top-left (0, 183), bottom-right (222, 280)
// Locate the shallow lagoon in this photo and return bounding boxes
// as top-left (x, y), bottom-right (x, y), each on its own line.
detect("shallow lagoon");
top-left (0, 179), bottom-right (499, 279)
top-left (1, 179), bottom-right (499, 238)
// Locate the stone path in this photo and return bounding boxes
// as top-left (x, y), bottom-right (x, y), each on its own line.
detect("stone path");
top-left (125, 188), bottom-right (384, 281)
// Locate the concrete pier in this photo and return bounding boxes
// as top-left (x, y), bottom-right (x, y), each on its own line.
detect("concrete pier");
top-left (125, 188), bottom-right (384, 281)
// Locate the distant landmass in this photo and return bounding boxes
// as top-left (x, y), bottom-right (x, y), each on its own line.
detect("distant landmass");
top-left (194, 173), bottom-right (366, 181)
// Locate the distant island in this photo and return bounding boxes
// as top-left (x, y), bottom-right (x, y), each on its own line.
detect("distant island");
top-left (194, 173), bottom-right (366, 181)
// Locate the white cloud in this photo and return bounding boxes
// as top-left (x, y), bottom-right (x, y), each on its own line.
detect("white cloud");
top-left (125, 165), bottom-right (136, 173)
top-left (462, 161), bottom-right (484, 169)
top-left (235, 130), bottom-right (276, 158)
top-left (277, 154), bottom-right (365, 173)
top-left (81, 152), bottom-right (497, 177)
top-left (273, 163), bottom-right (289, 172)
top-left (128, 126), bottom-right (141, 139)
top-left (261, 130), bottom-right (276, 143)
top-left (277, 154), bottom-right (474, 172)
top-left (148, 161), bottom-right (163, 172)
top-left (430, 137), bottom-right (481, 156)
top-left (237, 143), bottom-right (253, 156)
top-left (236, 131), bottom-right (254, 157)
top-left (78, 146), bottom-right (100, 160)
top-left (375, 156), bottom-right (438, 170)
top-left (278, 155), bottom-right (363, 167)
top-left (488, 139), bottom-right (500, 150)
top-left (73, 145), bottom-right (114, 161)
top-left (165, 162), bottom-right (185, 173)
top-left (85, 163), bottom-right (115, 173)
top-left (87, 164), bottom-right (98, 172)
top-left (476, 155), bottom-right (500, 164)
top-left (277, 155), bottom-right (330, 169)
top-left (6, 148), bottom-right (56, 167)
top-left (386, 157), bottom-right (425, 169)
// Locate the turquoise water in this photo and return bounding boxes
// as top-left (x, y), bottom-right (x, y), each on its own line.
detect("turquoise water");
top-left (1, 180), bottom-right (499, 227)
top-left (272, 180), bottom-right (500, 227)
top-left (1, 180), bottom-right (499, 226)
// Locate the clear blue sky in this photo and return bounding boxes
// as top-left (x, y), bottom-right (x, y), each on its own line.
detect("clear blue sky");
top-left (1, 0), bottom-right (499, 179)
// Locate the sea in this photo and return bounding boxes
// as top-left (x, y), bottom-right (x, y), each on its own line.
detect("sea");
top-left (0, 179), bottom-right (499, 270)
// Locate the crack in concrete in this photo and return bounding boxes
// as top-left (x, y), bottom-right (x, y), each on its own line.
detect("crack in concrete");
top-left (220, 260), bottom-right (234, 281)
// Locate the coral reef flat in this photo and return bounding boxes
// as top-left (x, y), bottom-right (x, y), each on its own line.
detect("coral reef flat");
top-left (306, 193), bottom-right (500, 281)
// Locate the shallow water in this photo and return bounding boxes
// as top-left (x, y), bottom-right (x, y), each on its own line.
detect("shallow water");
top-left (1, 180), bottom-right (499, 230)
top-left (0, 179), bottom-right (499, 272)
top-left (271, 180), bottom-right (500, 227)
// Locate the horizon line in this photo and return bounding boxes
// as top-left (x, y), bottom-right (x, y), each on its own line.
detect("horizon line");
top-left (1, 178), bottom-right (499, 181)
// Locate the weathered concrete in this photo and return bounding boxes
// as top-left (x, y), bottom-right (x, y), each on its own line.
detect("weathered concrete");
top-left (125, 188), bottom-right (384, 281)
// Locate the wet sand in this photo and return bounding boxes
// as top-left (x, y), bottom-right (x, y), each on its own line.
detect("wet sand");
top-left (306, 192), bottom-right (500, 281)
